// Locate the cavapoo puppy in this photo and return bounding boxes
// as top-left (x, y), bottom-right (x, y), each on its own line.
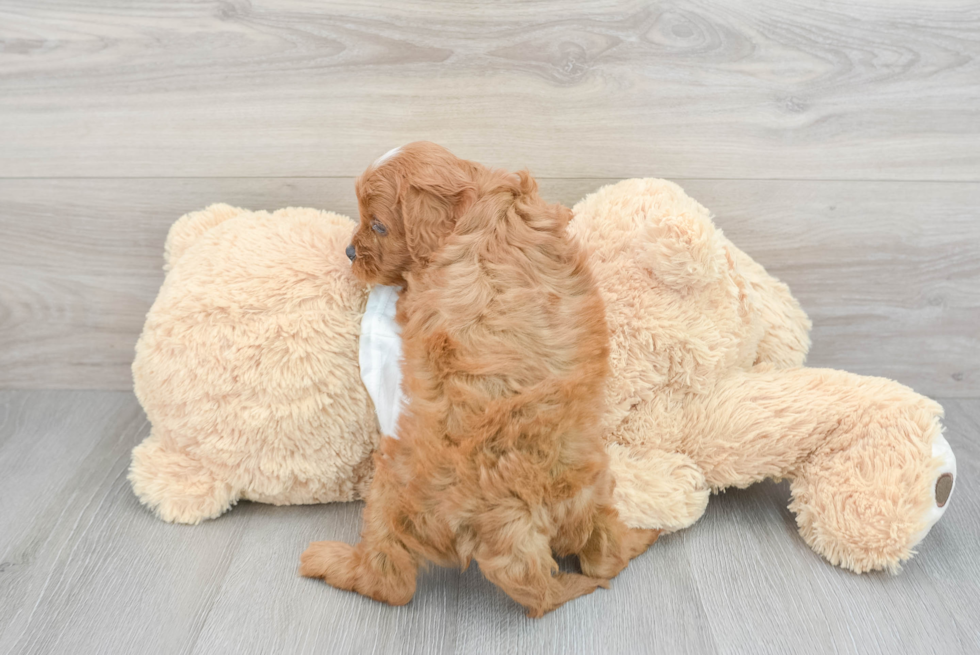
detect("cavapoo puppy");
top-left (300, 142), bottom-right (658, 617)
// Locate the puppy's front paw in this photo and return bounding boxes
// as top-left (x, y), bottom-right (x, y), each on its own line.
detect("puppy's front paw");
top-left (299, 541), bottom-right (359, 591)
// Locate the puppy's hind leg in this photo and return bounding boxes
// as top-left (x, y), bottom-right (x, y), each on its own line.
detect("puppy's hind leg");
top-left (300, 465), bottom-right (419, 606)
top-left (474, 505), bottom-right (609, 618)
top-left (578, 503), bottom-right (660, 580)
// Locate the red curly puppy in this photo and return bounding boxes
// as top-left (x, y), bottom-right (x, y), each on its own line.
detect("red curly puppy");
top-left (299, 142), bottom-right (658, 617)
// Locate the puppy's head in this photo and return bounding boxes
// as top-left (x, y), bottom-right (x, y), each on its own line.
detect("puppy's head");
top-left (348, 142), bottom-right (477, 286)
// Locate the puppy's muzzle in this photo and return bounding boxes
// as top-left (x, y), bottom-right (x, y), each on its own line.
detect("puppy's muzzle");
top-left (346, 245), bottom-right (357, 262)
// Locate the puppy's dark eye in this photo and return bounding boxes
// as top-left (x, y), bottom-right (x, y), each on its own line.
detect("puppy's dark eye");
top-left (371, 222), bottom-right (387, 236)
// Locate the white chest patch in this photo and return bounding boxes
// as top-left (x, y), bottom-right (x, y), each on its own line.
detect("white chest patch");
top-left (359, 285), bottom-right (407, 439)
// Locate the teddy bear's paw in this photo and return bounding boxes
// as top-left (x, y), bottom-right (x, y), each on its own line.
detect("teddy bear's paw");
top-left (607, 445), bottom-right (709, 532)
top-left (909, 429), bottom-right (957, 549)
top-left (129, 433), bottom-right (237, 524)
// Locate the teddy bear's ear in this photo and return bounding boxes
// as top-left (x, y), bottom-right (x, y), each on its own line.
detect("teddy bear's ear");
top-left (635, 210), bottom-right (721, 290)
top-left (164, 204), bottom-right (246, 270)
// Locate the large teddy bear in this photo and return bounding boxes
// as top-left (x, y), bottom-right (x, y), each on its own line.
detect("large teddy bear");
top-left (130, 179), bottom-right (955, 574)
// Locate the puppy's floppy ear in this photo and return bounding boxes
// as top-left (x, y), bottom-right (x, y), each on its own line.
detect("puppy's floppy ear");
top-left (401, 171), bottom-right (475, 267)
top-left (402, 187), bottom-right (454, 266)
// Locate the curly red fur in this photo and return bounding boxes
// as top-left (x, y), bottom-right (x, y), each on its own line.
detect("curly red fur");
top-left (300, 142), bottom-right (658, 617)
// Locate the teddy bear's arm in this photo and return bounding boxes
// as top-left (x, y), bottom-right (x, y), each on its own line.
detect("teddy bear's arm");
top-left (606, 444), bottom-right (710, 532)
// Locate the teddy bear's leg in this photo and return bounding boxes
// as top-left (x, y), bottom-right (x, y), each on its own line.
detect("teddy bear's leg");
top-left (696, 368), bottom-right (951, 573)
top-left (128, 430), bottom-right (238, 524)
top-left (789, 398), bottom-right (953, 573)
top-left (606, 444), bottom-right (710, 532)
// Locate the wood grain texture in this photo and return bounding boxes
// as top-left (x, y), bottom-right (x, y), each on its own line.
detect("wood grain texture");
top-left (1, 177), bottom-right (977, 395)
top-left (1, 390), bottom-right (978, 655)
top-left (1, 0), bottom-right (979, 179)
top-left (0, 391), bottom-right (255, 655)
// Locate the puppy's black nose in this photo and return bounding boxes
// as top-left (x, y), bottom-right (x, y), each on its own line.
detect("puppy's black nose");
top-left (346, 244), bottom-right (356, 262)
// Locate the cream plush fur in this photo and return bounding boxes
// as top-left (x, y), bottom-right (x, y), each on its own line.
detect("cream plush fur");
top-left (130, 179), bottom-right (954, 574)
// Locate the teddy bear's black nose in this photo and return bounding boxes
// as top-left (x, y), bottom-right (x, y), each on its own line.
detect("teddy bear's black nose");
top-left (346, 245), bottom-right (356, 262)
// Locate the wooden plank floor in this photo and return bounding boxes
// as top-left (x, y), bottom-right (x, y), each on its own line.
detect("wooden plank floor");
top-left (2, 1), bottom-right (979, 653)
top-left (0, 390), bottom-right (978, 655)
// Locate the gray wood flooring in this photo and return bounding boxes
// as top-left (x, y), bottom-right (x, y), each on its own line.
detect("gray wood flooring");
top-left (2, 1), bottom-right (979, 653)
top-left (0, 391), bottom-right (978, 655)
